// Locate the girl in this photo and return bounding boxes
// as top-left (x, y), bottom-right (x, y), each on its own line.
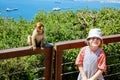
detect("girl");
top-left (76, 28), bottom-right (107, 80)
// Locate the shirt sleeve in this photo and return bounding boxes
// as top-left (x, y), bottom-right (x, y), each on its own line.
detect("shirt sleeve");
top-left (98, 50), bottom-right (107, 72)
top-left (75, 47), bottom-right (85, 66)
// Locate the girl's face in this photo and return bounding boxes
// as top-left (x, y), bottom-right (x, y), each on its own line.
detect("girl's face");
top-left (88, 37), bottom-right (101, 50)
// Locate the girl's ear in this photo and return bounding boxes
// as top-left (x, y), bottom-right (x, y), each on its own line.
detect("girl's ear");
top-left (85, 39), bottom-right (89, 46)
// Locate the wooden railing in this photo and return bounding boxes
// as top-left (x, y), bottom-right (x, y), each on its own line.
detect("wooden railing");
top-left (0, 44), bottom-right (53, 80)
top-left (54, 34), bottom-right (120, 80)
top-left (0, 34), bottom-right (120, 80)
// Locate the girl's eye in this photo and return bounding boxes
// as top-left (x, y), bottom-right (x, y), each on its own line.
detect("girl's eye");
top-left (91, 37), bottom-right (99, 40)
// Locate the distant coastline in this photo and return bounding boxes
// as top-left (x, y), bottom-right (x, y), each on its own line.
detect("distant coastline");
top-left (83, 0), bottom-right (120, 3)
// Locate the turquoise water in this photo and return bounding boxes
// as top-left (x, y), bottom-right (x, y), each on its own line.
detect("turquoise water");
top-left (0, 0), bottom-right (120, 21)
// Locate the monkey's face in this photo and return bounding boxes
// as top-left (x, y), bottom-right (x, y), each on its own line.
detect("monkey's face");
top-left (35, 22), bottom-right (44, 34)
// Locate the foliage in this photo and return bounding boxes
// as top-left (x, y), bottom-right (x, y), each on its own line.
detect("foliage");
top-left (0, 8), bottom-right (120, 80)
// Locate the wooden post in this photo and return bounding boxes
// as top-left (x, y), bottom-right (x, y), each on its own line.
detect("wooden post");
top-left (55, 49), bottom-right (63, 80)
top-left (44, 47), bottom-right (53, 80)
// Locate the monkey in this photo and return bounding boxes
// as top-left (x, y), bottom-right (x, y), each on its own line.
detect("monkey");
top-left (27, 22), bottom-right (46, 50)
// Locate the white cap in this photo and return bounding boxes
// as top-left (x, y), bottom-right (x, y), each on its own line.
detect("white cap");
top-left (87, 28), bottom-right (102, 40)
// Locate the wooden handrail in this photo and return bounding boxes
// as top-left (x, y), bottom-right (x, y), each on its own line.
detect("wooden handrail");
top-left (55, 34), bottom-right (120, 50)
top-left (55, 34), bottom-right (120, 80)
top-left (0, 43), bottom-right (53, 59)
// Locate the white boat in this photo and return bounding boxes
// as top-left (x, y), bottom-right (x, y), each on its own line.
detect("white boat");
top-left (52, 8), bottom-right (61, 11)
top-left (6, 8), bottom-right (18, 12)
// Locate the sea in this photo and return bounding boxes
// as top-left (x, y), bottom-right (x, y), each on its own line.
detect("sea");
top-left (0, 0), bottom-right (120, 21)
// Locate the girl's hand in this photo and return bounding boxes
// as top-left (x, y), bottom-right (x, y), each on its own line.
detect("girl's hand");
top-left (82, 77), bottom-right (88, 80)
top-left (87, 78), bottom-right (94, 80)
